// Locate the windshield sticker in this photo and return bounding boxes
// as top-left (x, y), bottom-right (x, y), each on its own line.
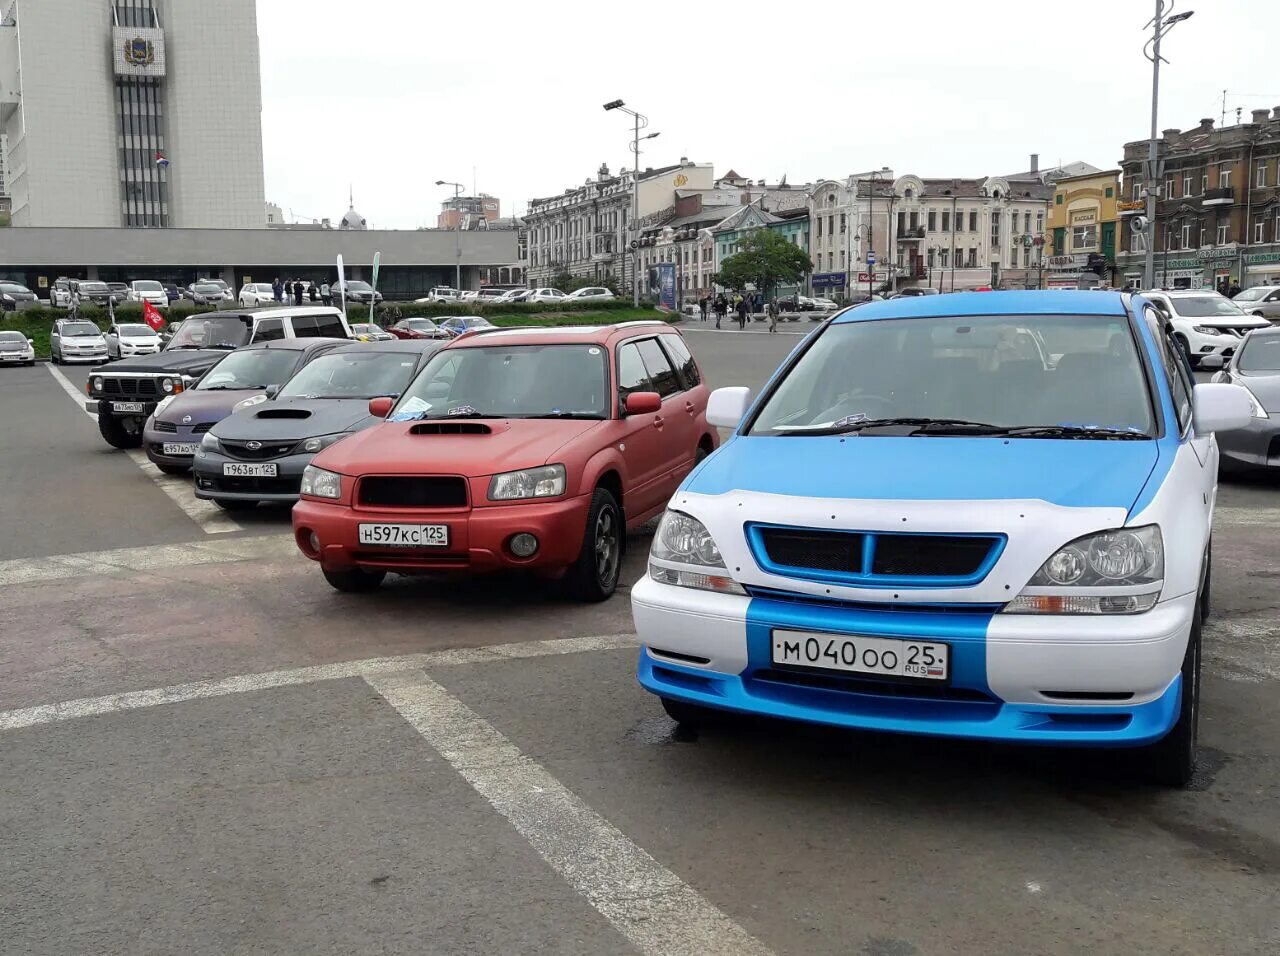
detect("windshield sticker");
top-left (833, 413), bottom-right (867, 428)
top-left (389, 397), bottom-right (432, 422)
top-left (448, 404), bottom-right (478, 416)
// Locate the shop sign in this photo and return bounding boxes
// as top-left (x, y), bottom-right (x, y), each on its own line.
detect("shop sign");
top-left (1195, 246), bottom-right (1237, 261)
top-left (1046, 254), bottom-right (1087, 270)
top-left (1244, 251), bottom-right (1280, 266)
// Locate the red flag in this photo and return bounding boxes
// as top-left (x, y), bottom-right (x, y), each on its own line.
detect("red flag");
top-left (143, 299), bottom-right (165, 331)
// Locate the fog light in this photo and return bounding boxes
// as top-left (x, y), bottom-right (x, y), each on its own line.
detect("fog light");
top-left (509, 533), bottom-right (539, 558)
top-left (309, 532), bottom-right (320, 553)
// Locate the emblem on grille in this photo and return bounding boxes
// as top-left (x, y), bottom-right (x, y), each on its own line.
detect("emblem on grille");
top-left (182, 415), bottom-right (192, 424)
top-left (246, 440), bottom-right (262, 450)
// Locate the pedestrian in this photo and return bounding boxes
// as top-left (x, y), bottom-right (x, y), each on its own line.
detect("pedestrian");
top-left (698, 295), bottom-right (708, 322)
top-left (714, 293), bottom-right (726, 329)
top-left (271, 277), bottom-right (283, 303)
top-left (736, 296), bottom-right (748, 330)
top-left (1228, 278), bottom-right (1242, 298)
top-left (292, 278), bottom-right (303, 306)
top-left (308, 281), bottom-right (318, 303)
top-left (767, 296), bottom-right (779, 333)
top-left (320, 281), bottom-right (332, 307)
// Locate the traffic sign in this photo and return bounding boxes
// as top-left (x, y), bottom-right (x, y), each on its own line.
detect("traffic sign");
top-left (867, 250), bottom-right (876, 265)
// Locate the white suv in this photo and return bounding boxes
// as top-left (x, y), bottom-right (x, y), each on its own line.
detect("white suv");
top-left (239, 283), bottom-right (277, 307)
top-left (1144, 290), bottom-right (1269, 368)
top-left (127, 280), bottom-right (169, 308)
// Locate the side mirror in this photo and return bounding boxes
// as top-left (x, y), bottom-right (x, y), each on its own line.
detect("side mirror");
top-left (706, 386), bottom-right (752, 428)
top-left (27, 339), bottom-right (34, 347)
top-left (1192, 383), bottom-right (1252, 434)
top-left (623, 391), bottom-right (662, 415)
top-left (264, 385), bottom-right (280, 399)
top-left (368, 396), bottom-right (394, 418)
top-left (1198, 353), bottom-right (1225, 370)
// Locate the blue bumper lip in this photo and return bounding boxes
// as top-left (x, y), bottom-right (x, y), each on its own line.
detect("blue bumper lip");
top-left (638, 650), bottom-right (1181, 747)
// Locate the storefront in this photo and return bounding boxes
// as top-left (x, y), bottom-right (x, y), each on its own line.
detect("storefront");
top-left (1244, 249), bottom-right (1280, 286)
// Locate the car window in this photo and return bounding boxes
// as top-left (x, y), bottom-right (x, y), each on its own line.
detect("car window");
top-left (636, 338), bottom-right (681, 398)
top-left (279, 351), bottom-right (420, 400)
top-left (1168, 295), bottom-right (1244, 318)
top-left (198, 348), bottom-right (303, 390)
top-left (1143, 308), bottom-right (1191, 433)
top-left (253, 318), bottom-right (285, 342)
top-left (616, 342), bottom-right (653, 397)
top-left (1235, 334), bottom-right (1280, 371)
top-left (659, 334), bottom-right (700, 387)
top-left (308, 313), bottom-right (348, 338)
top-left (1270, 290), bottom-right (1280, 302)
top-left (290, 315), bottom-right (323, 338)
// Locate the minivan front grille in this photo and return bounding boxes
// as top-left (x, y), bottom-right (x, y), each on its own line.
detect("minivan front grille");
top-left (750, 525), bottom-right (1003, 587)
top-left (357, 476), bottom-right (469, 508)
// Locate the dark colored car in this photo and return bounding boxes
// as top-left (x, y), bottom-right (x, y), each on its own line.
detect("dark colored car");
top-left (163, 284), bottom-right (181, 303)
top-left (143, 338), bottom-right (347, 475)
top-left (439, 316), bottom-right (496, 338)
top-left (388, 317), bottom-right (448, 340)
top-left (184, 282), bottom-right (228, 305)
top-left (1208, 327), bottom-right (1280, 473)
top-left (0, 282), bottom-right (39, 311)
top-left (74, 280), bottom-right (124, 307)
top-left (335, 280), bottom-right (383, 306)
top-left (195, 339), bottom-right (445, 510)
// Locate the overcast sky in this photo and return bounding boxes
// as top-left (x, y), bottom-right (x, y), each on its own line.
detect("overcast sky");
top-left (257, 0), bottom-right (1278, 230)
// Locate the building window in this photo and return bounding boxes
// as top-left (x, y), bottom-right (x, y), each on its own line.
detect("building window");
top-left (840, 213), bottom-right (847, 233)
top-left (1220, 165), bottom-right (1231, 188)
top-left (1256, 217), bottom-right (1266, 243)
top-left (1036, 213), bottom-right (1043, 234)
top-left (1183, 174), bottom-right (1193, 196)
top-left (927, 210), bottom-right (937, 231)
top-left (1217, 222), bottom-right (1230, 245)
top-left (1072, 224), bottom-right (1098, 250)
top-left (927, 248), bottom-right (936, 267)
top-left (941, 211), bottom-right (951, 232)
top-left (969, 210), bottom-right (978, 231)
top-left (1055, 194), bottom-right (1064, 205)
top-left (1132, 181), bottom-right (1142, 201)
top-left (1105, 186), bottom-right (1114, 199)
top-left (1181, 222), bottom-right (1193, 249)
top-left (827, 215), bottom-right (834, 235)
top-left (1200, 222), bottom-right (1207, 247)
top-left (1201, 173), bottom-right (1209, 194)
top-left (968, 248), bottom-right (978, 268)
top-left (816, 217), bottom-right (822, 237)
top-left (939, 249), bottom-right (950, 268)
top-left (897, 211), bottom-right (906, 234)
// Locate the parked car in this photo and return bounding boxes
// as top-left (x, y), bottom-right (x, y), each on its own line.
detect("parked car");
top-left (334, 280), bottom-right (383, 306)
top-left (350, 322), bottom-right (395, 342)
top-left (526, 288), bottom-right (567, 304)
top-left (1142, 290), bottom-right (1269, 368)
top-left (415, 286), bottom-right (463, 305)
top-left (163, 283), bottom-right (181, 304)
top-left (201, 278), bottom-right (234, 301)
top-left (893, 287), bottom-right (942, 297)
top-left (497, 289), bottom-right (532, 304)
top-left (50, 278), bottom-right (74, 308)
top-left (0, 281), bottom-right (39, 311)
top-left (145, 338), bottom-right (346, 475)
top-left (105, 321), bottom-right (163, 360)
top-left (238, 283), bottom-right (277, 307)
top-left (1205, 327), bottom-right (1280, 474)
top-left (196, 340), bottom-right (446, 510)
top-left (473, 288), bottom-right (510, 304)
top-left (50, 318), bottom-right (109, 364)
top-left (796, 295), bottom-right (818, 311)
top-left (72, 280), bottom-right (124, 308)
top-left (0, 329), bottom-right (36, 366)
top-left (125, 280), bottom-right (168, 309)
top-left (438, 316), bottom-right (496, 338)
top-left (107, 282), bottom-right (130, 301)
top-left (291, 322), bottom-right (715, 599)
top-left (631, 290), bottom-right (1254, 787)
top-left (564, 287), bottom-right (616, 303)
top-left (1231, 286), bottom-right (1280, 321)
top-left (85, 306), bottom-right (354, 449)
top-left (460, 291), bottom-right (480, 302)
top-left (388, 317), bottom-right (449, 340)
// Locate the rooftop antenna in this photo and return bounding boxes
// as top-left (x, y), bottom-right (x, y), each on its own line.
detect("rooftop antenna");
top-left (348, 184), bottom-right (353, 208)
top-left (1221, 89), bottom-right (1227, 127)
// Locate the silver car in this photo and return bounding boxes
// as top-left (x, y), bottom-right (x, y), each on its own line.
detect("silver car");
top-left (1207, 327), bottom-right (1280, 472)
top-left (1232, 286), bottom-right (1280, 322)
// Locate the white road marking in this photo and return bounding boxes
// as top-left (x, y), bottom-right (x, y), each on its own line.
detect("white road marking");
top-left (44, 363), bottom-right (242, 534)
top-left (366, 668), bottom-right (772, 956)
top-left (0, 633), bottom-right (639, 732)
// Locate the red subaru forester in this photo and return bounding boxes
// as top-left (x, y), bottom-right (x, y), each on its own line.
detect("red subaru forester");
top-left (292, 322), bottom-right (716, 600)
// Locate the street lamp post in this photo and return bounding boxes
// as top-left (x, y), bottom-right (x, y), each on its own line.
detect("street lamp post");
top-left (603, 100), bottom-right (658, 308)
top-left (436, 180), bottom-right (465, 292)
top-left (1142, 2), bottom-right (1195, 289)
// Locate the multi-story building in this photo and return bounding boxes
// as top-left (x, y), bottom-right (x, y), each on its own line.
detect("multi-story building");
top-left (1043, 169), bottom-right (1122, 288)
top-left (438, 194), bottom-right (500, 230)
top-left (0, 0), bottom-right (266, 228)
top-left (523, 158), bottom-right (713, 290)
top-left (1117, 110), bottom-right (1280, 289)
top-left (709, 203), bottom-right (809, 302)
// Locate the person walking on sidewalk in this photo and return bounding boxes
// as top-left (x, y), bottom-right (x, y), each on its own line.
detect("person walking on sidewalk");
top-left (698, 295), bottom-right (708, 322)
top-left (767, 296), bottom-right (779, 333)
top-left (714, 293), bottom-right (726, 329)
top-left (272, 277), bottom-right (283, 303)
top-left (292, 279), bottom-right (304, 306)
top-left (736, 295), bottom-right (748, 330)
top-left (320, 282), bottom-right (332, 307)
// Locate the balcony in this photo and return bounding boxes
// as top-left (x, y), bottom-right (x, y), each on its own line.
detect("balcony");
top-left (897, 227), bottom-right (926, 241)
top-left (1202, 187), bottom-right (1234, 207)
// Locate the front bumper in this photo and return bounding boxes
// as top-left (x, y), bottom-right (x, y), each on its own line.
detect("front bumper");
top-left (632, 576), bottom-right (1195, 747)
top-left (1184, 329), bottom-right (1241, 361)
top-left (61, 350), bottom-right (109, 364)
top-left (192, 450), bottom-right (313, 503)
top-left (292, 493), bottom-right (592, 575)
top-left (88, 398), bottom-right (159, 419)
top-left (0, 351), bottom-right (35, 364)
top-left (1217, 418), bottom-right (1280, 471)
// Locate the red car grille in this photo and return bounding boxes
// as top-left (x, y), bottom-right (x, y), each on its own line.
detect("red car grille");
top-left (356, 476), bottom-right (469, 509)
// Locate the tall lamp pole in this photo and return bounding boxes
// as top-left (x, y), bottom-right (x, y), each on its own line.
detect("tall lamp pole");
top-left (604, 100), bottom-right (658, 307)
top-left (1142, 3), bottom-right (1195, 289)
top-left (436, 180), bottom-right (465, 292)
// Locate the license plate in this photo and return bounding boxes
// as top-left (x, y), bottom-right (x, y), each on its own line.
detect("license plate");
top-left (113, 402), bottom-right (144, 413)
top-left (162, 442), bottom-right (199, 456)
top-left (223, 462), bottom-right (278, 477)
top-left (772, 629), bottom-right (949, 681)
top-left (357, 523), bottom-right (449, 548)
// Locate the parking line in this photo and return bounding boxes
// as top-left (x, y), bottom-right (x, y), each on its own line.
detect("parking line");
top-left (44, 364), bottom-right (243, 535)
top-left (366, 668), bottom-right (773, 956)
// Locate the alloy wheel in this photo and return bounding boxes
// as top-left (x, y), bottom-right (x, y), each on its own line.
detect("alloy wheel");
top-left (595, 506), bottom-right (619, 586)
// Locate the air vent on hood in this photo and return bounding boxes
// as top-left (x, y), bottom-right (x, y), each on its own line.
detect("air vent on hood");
top-left (254, 408), bottom-right (313, 419)
top-left (409, 421), bottom-right (492, 435)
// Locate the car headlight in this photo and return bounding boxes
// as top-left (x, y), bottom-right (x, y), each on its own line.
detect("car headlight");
top-left (488, 464), bottom-right (566, 501)
top-left (153, 395), bottom-right (176, 417)
top-left (648, 510), bottom-right (746, 595)
top-left (92, 376), bottom-right (104, 392)
top-left (1192, 326), bottom-right (1224, 336)
top-left (161, 377), bottom-right (175, 393)
top-left (295, 433), bottom-right (346, 455)
top-left (1004, 525), bottom-right (1163, 615)
top-left (301, 465), bottom-right (342, 499)
top-left (1238, 383), bottom-right (1269, 419)
top-left (233, 394), bottom-right (269, 412)
top-left (200, 432), bottom-right (221, 452)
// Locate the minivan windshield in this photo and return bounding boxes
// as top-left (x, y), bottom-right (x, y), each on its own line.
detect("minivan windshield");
top-left (279, 351), bottom-right (421, 400)
top-left (1235, 333), bottom-right (1280, 372)
top-left (393, 344), bottom-right (608, 420)
top-left (1167, 295), bottom-right (1244, 318)
top-left (198, 348), bottom-right (301, 390)
top-left (749, 313), bottom-right (1155, 438)
top-left (166, 315), bottom-right (250, 350)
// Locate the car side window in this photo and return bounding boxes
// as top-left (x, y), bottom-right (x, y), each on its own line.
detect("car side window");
top-left (659, 334), bottom-right (700, 388)
top-left (309, 313), bottom-right (348, 338)
top-left (289, 315), bottom-right (321, 338)
top-left (616, 342), bottom-right (653, 398)
top-left (636, 338), bottom-right (681, 398)
top-left (1144, 308), bottom-right (1192, 433)
top-left (254, 318), bottom-right (285, 342)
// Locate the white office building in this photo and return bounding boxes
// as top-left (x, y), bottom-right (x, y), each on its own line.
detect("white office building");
top-left (0, 0), bottom-right (266, 228)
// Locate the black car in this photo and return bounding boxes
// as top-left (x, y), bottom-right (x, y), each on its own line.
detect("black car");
top-left (74, 280), bottom-right (125, 307)
top-left (334, 280), bottom-right (384, 306)
top-left (0, 281), bottom-right (39, 311)
top-left (163, 284), bottom-right (181, 303)
top-left (184, 282), bottom-right (228, 305)
top-left (194, 339), bottom-right (444, 509)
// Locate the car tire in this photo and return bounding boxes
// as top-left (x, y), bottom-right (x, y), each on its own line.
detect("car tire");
top-left (214, 499), bottom-right (257, 512)
top-left (322, 566), bottom-right (386, 593)
top-left (564, 486), bottom-right (623, 603)
top-left (1139, 605), bottom-right (1201, 787)
top-left (156, 463), bottom-right (191, 476)
top-left (50, 350), bottom-right (59, 365)
top-left (660, 696), bottom-right (713, 726)
top-left (97, 412), bottom-right (143, 449)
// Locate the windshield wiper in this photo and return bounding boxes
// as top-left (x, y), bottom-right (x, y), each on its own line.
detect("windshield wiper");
top-left (1000, 425), bottom-right (1149, 440)
top-left (528, 412), bottom-right (606, 420)
top-left (777, 417), bottom-right (1003, 436)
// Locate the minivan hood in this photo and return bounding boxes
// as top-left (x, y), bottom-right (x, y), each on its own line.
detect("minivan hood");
top-left (315, 417), bottom-right (604, 478)
top-left (213, 398), bottom-right (377, 442)
top-left (688, 435), bottom-right (1162, 512)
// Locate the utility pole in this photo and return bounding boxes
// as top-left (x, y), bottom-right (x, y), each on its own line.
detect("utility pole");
top-left (603, 100), bottom-right (658, 308)
top-left (436, 180), bottom-right (465, 291)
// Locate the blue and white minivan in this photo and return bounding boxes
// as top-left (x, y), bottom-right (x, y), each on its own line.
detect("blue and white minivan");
top-left (632, 291), bottom-right (1252, 786)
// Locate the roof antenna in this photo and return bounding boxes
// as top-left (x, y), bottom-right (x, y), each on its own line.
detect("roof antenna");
top-left (348, 184), bottom-right (354, 208)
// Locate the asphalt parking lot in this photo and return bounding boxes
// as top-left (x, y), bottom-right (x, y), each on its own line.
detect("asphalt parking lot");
top-left (1, 326), bottom-right (1278, 955)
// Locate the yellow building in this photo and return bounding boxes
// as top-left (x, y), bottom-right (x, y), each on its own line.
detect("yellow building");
top-left (1043, 170), bottom-right (1123, 287)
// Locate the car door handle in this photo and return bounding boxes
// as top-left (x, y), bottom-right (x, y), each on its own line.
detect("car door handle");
top-left (653, 415), bottom-right (664, 428)
top-left (684, 401), bottom-right (696, 414)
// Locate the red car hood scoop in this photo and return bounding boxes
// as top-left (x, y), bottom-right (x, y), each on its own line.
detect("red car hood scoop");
top-left (409, 421), bottom-right (493, 435)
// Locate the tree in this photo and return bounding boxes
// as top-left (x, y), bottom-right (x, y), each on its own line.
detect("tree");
top-left (713, 228), bottom-right (812, 299)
